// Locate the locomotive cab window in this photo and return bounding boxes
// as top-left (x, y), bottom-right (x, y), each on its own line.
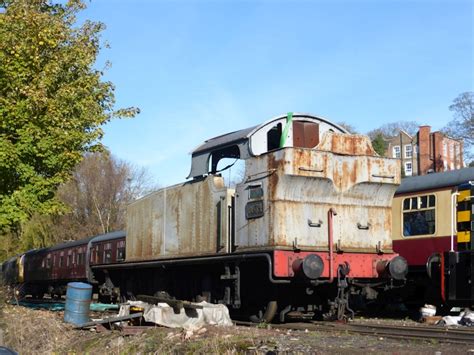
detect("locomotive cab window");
top-left (266, 123), bottom-right (282, 151)
top-left (402, 194), bottom-right (436, 236)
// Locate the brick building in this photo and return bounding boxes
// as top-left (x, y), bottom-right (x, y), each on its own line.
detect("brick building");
top-left (385, 126), bottom-right (463, 176)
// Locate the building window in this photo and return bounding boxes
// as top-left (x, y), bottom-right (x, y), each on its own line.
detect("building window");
top-left (449, 144), bottom-right (454, 159)
top-left (402, 194), bottom-right (436, 236)
top-left (443, 142), bottom-right (447, 156)
top-left (413, 145), bottom-right (418, 155)
top-left (393, 146), bottom-right (401, 158)
top-left (404, 145), bottom-right (412, 158)
top-left (404, 162), bottom-right (413, 176)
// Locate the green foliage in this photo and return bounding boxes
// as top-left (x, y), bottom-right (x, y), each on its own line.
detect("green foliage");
top-left (371, 133), bottom-right (387, 156)
top-left (0, 0), bottom-right (138, 233)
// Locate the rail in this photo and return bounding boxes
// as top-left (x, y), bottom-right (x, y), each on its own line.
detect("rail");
top-left (235, 320), bottom-right (474, 344)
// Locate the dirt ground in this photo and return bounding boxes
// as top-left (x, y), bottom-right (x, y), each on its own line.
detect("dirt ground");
top-left (0, 303), bottom-right (473, 355)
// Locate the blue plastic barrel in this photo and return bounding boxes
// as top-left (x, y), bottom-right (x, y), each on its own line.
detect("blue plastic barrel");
top-left (64, 282), bottom-right (92, 325)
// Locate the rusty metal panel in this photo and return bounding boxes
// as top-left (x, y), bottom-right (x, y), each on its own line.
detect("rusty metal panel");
top-left (126, 176), bottom-right (230, 261)
top-left (235, 132), bottom-right (400, 253)
top-left (293, 121), bottom-right (319, 148)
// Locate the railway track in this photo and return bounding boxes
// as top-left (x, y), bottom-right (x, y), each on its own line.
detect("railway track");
top-left (235, 320), bottom-right (474, 344)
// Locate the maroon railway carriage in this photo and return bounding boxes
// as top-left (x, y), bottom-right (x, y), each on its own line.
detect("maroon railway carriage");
top-left (89, 231), bottom-right (126, 302)
top-left (22, 231), bottom-right (125, 298)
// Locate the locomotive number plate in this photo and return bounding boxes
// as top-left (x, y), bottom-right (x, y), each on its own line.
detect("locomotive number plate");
top-left (245, 200), bottom-right (264, 219)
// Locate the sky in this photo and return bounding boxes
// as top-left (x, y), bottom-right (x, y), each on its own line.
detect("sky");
top-left (80, 0), bottom-right (473, 186)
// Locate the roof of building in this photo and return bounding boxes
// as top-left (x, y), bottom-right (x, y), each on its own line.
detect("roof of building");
top-left (395, 167), bottom-right (474, 195)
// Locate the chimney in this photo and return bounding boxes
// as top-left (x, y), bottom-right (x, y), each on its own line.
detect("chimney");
top-left (418, 126), bottom-right (431, 175)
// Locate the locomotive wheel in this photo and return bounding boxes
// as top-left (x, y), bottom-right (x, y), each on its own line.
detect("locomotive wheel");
top-left (249, 300), bottom-right (278, 323)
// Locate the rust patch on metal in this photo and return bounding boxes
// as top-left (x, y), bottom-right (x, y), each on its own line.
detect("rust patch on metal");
top-left (319, 132), bottom-right (376, 156)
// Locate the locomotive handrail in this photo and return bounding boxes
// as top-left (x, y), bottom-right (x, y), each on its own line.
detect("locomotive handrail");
top-left (299, 167), bottom-right (324, 173)
top-left (371, 174), bottom-right (395, 179)
top-left (245, 169), bottom-right (276, 183)
top-left (451, 192), bottom-right (460, 252)
top-left (308, 219), bottom-right (323, 227)
top-left (357, 222), bottom-right (371, 230)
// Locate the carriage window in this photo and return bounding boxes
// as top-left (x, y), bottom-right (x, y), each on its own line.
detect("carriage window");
top-left (116, 247), bottom-right (125, 261)
top-left (77, 252), bottom-right (84, 265)
top-left (403, 194), bottom-right (436, 236)
top-left (103, 243), bottom-right (112, 263)
top-left (103, 250), bottom-right (112, 263)
top-left (59, 255), bottom-right (64, 268)
top-left (116, 240), bottom-right (126, 261)
top-left (67, 254), bottom-right (72, 267)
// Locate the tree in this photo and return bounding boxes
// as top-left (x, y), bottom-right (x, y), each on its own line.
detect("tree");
top-left (367, 121), bottom-right (419, 140)
top-left (337, 121), bottom-right (358, 134)
top-left (53, 151), bottom-right (154, 241)
top-left (7, 151), bottom-right (156, 253)
top-left (371, 133), bottom-right (387, 156)
top-left (0, 0), bottom-right (138, 233)
top-left (443, 92), bottom-right (474, 160)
